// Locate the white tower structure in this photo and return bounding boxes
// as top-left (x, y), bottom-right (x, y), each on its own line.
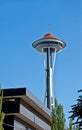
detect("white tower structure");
top-left (32, 33), bottom-right (66, 110)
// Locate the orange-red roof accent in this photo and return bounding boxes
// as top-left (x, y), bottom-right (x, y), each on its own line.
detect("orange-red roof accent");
top-left (44, 33), bottom-right (55, 38)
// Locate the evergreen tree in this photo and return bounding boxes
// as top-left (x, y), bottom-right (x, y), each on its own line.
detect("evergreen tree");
top-left (51, 98), bottom-right (65, 130)
top-left (69, 90), bottom-right (82, 129)
top-left (0, 87), bottom-right (5, 130)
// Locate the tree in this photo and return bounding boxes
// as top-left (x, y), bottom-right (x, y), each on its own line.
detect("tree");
top-left (69, 118), bottom-right (72, 130)
top-left (72, 124), bottom-right (79, 130)
top-left (51, 98), bottom-right (65, 130)
top-left (69, 90), bottom-right (82, 129)
top-left (0, 87), bottom-right (5, 130)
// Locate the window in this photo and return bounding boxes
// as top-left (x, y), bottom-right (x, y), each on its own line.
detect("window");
top-left (14, 120), bottom-right (30, 130)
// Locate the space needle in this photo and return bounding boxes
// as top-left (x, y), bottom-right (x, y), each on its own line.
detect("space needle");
top-left (32, 33), bottom-right (66, 110)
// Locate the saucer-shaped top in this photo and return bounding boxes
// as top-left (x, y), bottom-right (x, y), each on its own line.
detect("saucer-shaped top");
top-left (32, 33), bottom-right (66, 53)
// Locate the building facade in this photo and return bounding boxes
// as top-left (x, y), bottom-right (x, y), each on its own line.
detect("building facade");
top-left (3, 88), bottom-right (51, 130)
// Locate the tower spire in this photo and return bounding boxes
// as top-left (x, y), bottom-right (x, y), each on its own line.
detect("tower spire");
top-left (32, 33), bottom-right (66, 110)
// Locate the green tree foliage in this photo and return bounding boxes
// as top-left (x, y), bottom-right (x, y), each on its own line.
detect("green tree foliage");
top-left (0, 87), bottom-right (5, 130)
top-left (69, 119), bottom-right (80, 130)
top-left (51, 98), bottom-right (65, 130)
top-left (69, 118), bottom-right (73, 130)
top-left (69, 90), bottom-right (82, 129)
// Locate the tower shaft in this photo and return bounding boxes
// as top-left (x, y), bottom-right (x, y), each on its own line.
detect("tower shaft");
top-left (46, 48), bottom-right (54, 109)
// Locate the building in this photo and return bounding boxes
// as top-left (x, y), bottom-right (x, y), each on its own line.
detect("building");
top-left (3, 87), bottom-right (51, 130)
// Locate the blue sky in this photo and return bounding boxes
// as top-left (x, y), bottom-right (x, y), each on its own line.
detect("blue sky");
top-left (0, 0), bottom-right (82, 126)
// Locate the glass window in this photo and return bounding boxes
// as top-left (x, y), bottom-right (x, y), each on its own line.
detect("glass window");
top-left (14, 119), bottom-right (30, 130)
